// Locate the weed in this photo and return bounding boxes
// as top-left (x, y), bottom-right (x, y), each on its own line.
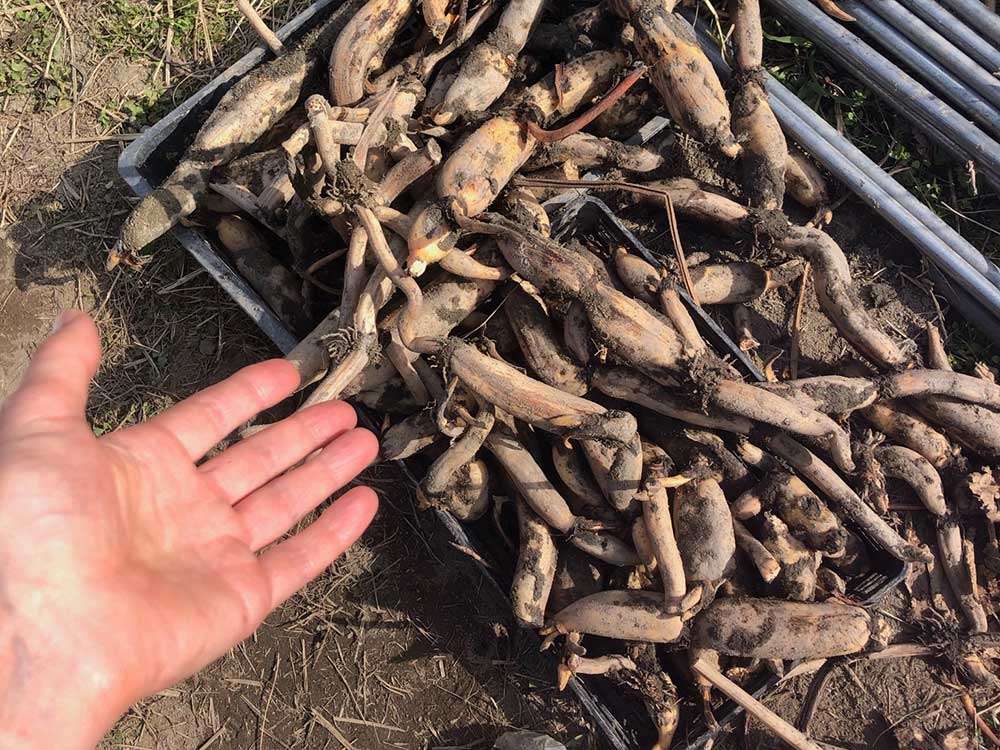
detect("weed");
top-left (0, 5), bottom-right (72, 110)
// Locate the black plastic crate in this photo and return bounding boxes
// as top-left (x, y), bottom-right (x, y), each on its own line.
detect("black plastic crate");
top-left (118, 5), bottom-right (906, 748)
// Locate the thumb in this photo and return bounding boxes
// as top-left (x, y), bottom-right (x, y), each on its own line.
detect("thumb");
top-left (1, 310), bottom-right (101, 429)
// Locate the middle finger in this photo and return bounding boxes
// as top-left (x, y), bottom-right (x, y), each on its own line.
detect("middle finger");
top-left (200, 400), bottom-right (358, 503)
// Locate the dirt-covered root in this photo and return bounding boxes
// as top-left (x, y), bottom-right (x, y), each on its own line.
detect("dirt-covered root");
top-left (562, 300), bottom-right (594, 366)
top-left (710, 380), bottom-right (855, 471)
top-left (439, 337), bottom-right (636, 444)
top-left (731, 0), bottom-right (785, 207)
top-left (551, 441), bottom-right (607, 509)
top-left (883, 369), bottom-right (1000, 408)
top-left (543, 590), bottom-right (684, 643)
top-left (611, 247), bottom-right (660, 303)
top-left (581, 434), bottom-right (643, 512)
top-left (875, 444), bottom-right (947, 515)
top-left (733, 518), bottom-right (781, 583)
top-left (780, 226), bottom-right (909, 369)
top-left (635, 178), bottom-right (752, 234)
top-left (346, 273), bottom-right (498, 396)
top-left (760, 513), bottom-right (818, 601)
top-left (758, 375), bottom-right (878, 419)
top-left (511, 499), bottom-right (559, 627)
top-left (764, 433), bottom-right (932, 563)
top-left (562, 654), bottom-right (637, 685)
top-left (434, 0), bottom-right (545, 123)
top-left (421, 0), bottom-right (453, 41)
top-left (111, 7), bottom-right (355, 267)
top-left (526, 132), bottom-right (665, 173)
top-left (568, 529), bottom-right (641, 567)
top-left (731, 486), bottom-right (762, 519)
top-left (214, 215), bottom-right (308, 333)
top-left (760, 471), bottom-right (847, 557)
top-left (785, 148), bottom-right (832, 224)
top-left (611, 2), bottom-right (739, 157)
top-left (859, 400), bottom-right (954, 467)
top-left (417, 459), bottom-right (491, 521)
top-left (410, 50), bottom-right (628, 268)
top-left (592, 366), bottom-right (753, 434)
top-left (914, 399), bottom-right (1000, 458)
top-left (329, 0), bottom-right (413, 104)
top-left (505, 287), bottom-right (588, 396)
top-left (691, 597), bottom-right (871, 659)
top-left (733, 81), bottom-right (788, 210)
top-left (582, 280), bottom-right (690, 381)
top-left (936, 517), bottom-right (989, 633)
top-left (732, 75), bottom-right (786, 209)
top-left (640, 462), bottom-right (688, 608)
top-left (380, 409), bottom-right (441, 460)
top-left (421, 402), bottom-right (494, 491)
top-left (485, 425), bottom-right (578, 533)
top-left (688, 261), bottom-right (772, 305)
top-left (674, 474), bottom-right (736, 584)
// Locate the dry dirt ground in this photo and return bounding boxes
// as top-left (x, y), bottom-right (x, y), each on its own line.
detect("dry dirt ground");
top-left (2, 2), bottom-right (1000, 749)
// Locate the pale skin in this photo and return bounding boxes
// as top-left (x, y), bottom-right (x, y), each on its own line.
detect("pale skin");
top-left (0, 310), bottom-right (380, 749)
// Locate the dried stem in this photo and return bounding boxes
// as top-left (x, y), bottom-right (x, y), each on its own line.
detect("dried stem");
top-left (690, 658), bottom-right (824, 750)
top-left (236, 0), bottom-right (285, 55)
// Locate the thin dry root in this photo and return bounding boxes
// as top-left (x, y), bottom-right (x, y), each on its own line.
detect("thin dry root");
top-left (733, 518), bottom-right (781, 583)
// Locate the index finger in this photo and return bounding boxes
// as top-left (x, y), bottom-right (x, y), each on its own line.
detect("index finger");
top-left (135, 359), bottom-right (300, 461)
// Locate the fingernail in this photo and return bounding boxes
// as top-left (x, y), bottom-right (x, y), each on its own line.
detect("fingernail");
top-left (52, 309), bottom-right (86, 333)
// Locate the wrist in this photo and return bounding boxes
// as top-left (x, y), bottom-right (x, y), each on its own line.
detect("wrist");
top-left (1, 615), bottom-right (133, 750)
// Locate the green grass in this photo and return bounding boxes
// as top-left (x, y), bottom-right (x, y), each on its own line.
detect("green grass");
top-left (755, 13), bottom-right (1000, 369)
top-left (0, 5), bottom-right (72, 110)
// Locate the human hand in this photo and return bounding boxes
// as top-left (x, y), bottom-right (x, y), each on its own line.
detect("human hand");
top-left (0, 311), bottom-right (379, 750)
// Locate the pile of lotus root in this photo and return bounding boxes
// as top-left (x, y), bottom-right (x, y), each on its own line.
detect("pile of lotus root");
top-left (113, 0), bottom-right (1000, 746)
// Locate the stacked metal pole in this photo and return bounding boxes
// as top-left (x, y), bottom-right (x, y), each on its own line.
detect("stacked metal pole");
top-left (680, 2), bottom-right (1000, 344)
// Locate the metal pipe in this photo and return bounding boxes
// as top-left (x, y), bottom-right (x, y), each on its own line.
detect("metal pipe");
top-left (764, 80), bottom-right (1000, 331)
top-left (863, 0), bottom-right (1000, 110)
top-left (898, 0), bottom-right (1000, 74)
top-left (764, 0), bottom-right (1000, 191)
top-left (840, 0), bottom-right (1000, 139)
top-left (928, 264), bottom-right (1000, 346)
top-left (682, 8), bottom-right (1000, 336)
top-left (936, 0), bottom-right (1000, 47)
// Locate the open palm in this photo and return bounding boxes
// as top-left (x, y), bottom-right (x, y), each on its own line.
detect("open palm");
top-left (0, 311), bottom-right (378, 749)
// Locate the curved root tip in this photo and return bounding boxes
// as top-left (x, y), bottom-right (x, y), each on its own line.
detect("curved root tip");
top-left (720, 142), bottom-right (743, 159)
top-left (556, 663), bottom-right (573, 691)
top-left (808, 207), bottom-right (834, 228)
top-left (433, 111), bottom-right (457, 127)
top-left (660, 474), bottom-right (693, 489)
top-left (818, 0), bottom-right (856, 22)
top-left (539, 630), bottom-right (560, 651)
top-left (106, 241), bottom-right (125, 271)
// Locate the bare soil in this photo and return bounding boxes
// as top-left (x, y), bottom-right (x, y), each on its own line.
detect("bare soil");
top-left (2, 4), bottom-right (999, 750)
